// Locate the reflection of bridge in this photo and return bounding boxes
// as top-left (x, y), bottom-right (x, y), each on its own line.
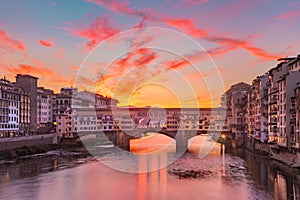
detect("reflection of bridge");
top-left (102, 128), bottom-right (223, 152)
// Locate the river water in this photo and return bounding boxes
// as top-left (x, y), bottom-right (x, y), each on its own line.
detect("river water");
top-left (0, 135), bottom-right (299, 200)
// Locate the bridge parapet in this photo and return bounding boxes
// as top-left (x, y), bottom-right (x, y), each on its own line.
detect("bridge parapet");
top-left (102, 129), bottom-right (220, 152)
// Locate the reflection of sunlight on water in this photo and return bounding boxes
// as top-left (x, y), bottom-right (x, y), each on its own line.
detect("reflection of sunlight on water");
top-left (130, 133), bottom-right (221, 157)
top-left (188, 135), bottom-right (221, 157)
top-left (130, 132), bottom-right (176, 153)
top-left (274, 172), bottom-right (287, 200)
top-left (138, 153), bottom-right (168, 199)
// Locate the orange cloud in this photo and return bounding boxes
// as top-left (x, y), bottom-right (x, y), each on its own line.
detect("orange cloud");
top-left (3, 64), bottom-right (74, 91)
top-left (69, 65), bottom-right (79, 70)
top-left (0, 29), bottom-right (25, 52)
top-left (22, 54), bottom-right (43, 67)
top-left (39, 39), bottom-right (53, 47)
top-left (5, 64), bottom-right (56, 77)
top-left (53, 48), bottom-right (65, 59)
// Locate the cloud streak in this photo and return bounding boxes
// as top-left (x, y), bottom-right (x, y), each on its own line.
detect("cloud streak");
top-left (64, 16), bottom-right (120, 51)
top-left (85, 0), bottom-right (281, 61)
top-left (3, 64), bottom-right (74, 88)
top-left (39, 39), bottom-right (53, 47)
top-left (274, 10), bottom-right (300, 20)
top-left (0, 30), bottom-right (25, 52)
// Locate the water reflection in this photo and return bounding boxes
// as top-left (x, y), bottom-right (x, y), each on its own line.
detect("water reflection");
top-left (130, 132), bottom-right (176, 153)
top-left (0, 136), bottom-right (300, 200)
top-left (238, 150), bottom-right (300, 200)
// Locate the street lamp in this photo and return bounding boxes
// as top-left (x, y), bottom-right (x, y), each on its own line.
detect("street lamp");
top-left (221, 133), bottom-right (226, 139)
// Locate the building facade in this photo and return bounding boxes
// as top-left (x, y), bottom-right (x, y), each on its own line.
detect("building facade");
top-left (222, 82), bottom-right (250, 136)
top-left (247, 75), bottom-right (269, 142)
top-left (0, 78), bottom-right (21, 138)
top-left (267, 55), bottom-right (300, 150)
top-left (37, 87), bottom-right (54, 133)
top-left (16, 74), bottom-right (38, 133)
top-left (19, 89), bottom-right (30, 136)
top-left (293, 83), bottom-right (300, 149)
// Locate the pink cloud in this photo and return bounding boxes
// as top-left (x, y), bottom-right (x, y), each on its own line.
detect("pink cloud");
top-left (162, 18), bottom-right (209, 38)
top-left (171, 0), bottom-right (209, 9)
top-left (0, 29), bottom-right (25, 52)
top-left (86, 0), bottom-right (280, 61)
top-left (65, 16), bottom-right (119, 51)
top-left (53, 48), bottom-right (65, 59)
top-left (86, 0), bottom-right (146, 18)
top-left (39, 39), bottom-right (53, 47)
top-left (22, 54), bottom-right (44, 66)
top-left (206, 36), bottom-right (281, 60)
top-left (113, 48), bottom-right (158, 74)
top-left (274, 10), bottom-right (300, 20)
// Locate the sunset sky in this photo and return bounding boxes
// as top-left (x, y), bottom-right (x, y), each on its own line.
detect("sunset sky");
top-left (0, 0), bottom-right (299, 107)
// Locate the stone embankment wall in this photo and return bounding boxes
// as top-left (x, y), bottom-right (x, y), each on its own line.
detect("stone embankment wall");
top-left (245, 137), bottom-right (300, 168)
top-left (270, 149), bottom-right (300, 168)
top-left (0, 134), bottom-right (57, 151)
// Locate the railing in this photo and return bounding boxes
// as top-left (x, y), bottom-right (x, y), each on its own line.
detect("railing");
top-left (269, 97), bottom-right (278, 104)
top-left (270, 87), bottom-right (279, 94)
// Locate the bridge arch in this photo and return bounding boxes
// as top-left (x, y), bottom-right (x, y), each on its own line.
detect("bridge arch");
top-left (187, 135), bottom-right (221, 157)
top-left (130, 132), bottom-right (176, 153)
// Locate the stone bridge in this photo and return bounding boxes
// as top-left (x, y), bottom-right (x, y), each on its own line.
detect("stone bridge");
top-left (102, 128), bottom-right (214, 153)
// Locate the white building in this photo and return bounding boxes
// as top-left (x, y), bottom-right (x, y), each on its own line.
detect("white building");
top-left (0, 78), bottom-right (21, 138)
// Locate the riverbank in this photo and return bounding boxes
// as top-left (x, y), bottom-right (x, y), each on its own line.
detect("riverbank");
top-left (0, 141), bottom-right (90, 160)
top-left (242, 138), bottom-right (300, 169)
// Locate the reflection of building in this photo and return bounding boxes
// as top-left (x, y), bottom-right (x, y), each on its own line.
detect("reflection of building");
top-left (274, 173), bottom-right (287, 200)
top-left (0, 77), bottom-right (21, 137)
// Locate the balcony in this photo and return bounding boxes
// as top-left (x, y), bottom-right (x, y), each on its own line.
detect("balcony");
top-left (270, 107), bottom-right (278, 114)
top-left (290, 117), bottom-right (296, 124)
top-left (269, 97), bottom-right (278, 104)
top-left (277, 136), bottom-right (286, 147)
top-left (269, 118), bottom-right (277, 124)
top-left (269, 87), bottom-right (279, 94)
